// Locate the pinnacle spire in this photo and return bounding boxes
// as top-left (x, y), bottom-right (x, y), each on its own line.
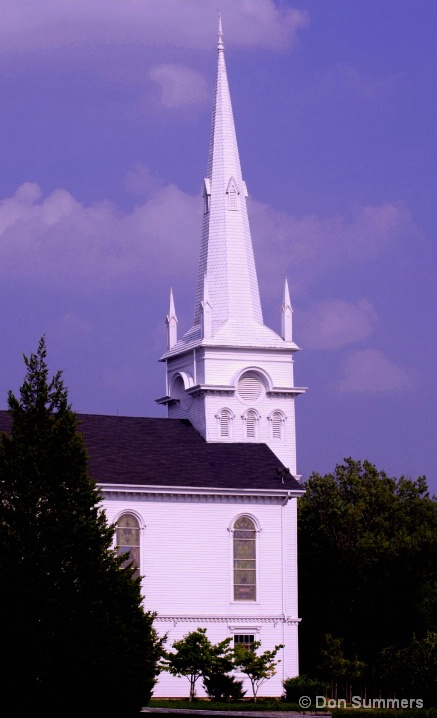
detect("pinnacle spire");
top-left (166, 287), bottom-right (178, 350)
top-left (193, 16), bottom-right (263, 334)
top-left (281, 278), bottom-right (293, 342)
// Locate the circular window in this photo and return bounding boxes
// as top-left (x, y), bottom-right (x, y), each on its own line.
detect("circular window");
top-left (237, 372), bottom-right (264, 403)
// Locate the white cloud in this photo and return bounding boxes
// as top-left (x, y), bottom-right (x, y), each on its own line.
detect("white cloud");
top-left (0, 0), bottom-right (308, 53)
top-left (149, 64), bottom-right (207, 109)
top-left (250, 198), bottom-right (415, 297)
top-left (123, 164), bottom-right (162, 197)
top-left (0, 182), bottom-right (201, 290)
top-left (337, 349), bottom-right (415, 393)
top-left (0, 183), bottom-right (416, 299)
top-left (299, 299), bottom-right (376, 350)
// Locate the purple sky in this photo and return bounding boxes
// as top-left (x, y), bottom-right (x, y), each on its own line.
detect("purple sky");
top-left (1, 0), bottom-right (436, 493)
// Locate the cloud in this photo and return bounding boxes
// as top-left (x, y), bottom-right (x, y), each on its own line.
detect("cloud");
top-left (0, 0), bottom-right (308, 54)
top-left (0, 181), bottom-right (201, 290)
top-left (319, 62), bottom-right (400, 103)
top-left (149, 64), bottom-right (208, 109)
top-left (0, 182), bottom-right (416, 300)
top-left (250, 198), bottom-right (415, 297)
top-left (299, 299), bottom-right (376, 350)
top-left (336, 349), bottom-right (415, 393)
top-left (123, 164), bottom-right (162, 197)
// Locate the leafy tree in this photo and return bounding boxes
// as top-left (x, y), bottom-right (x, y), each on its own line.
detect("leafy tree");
top-left (0, 337), bottom-right (165, 716)
top-left (318, 634), bottom-right (366, 701)
top-left (162, 627), bottom-right (234, 701)
top-left (379, 631), bottom-right (437, 706)
top-left (298, 458), bottom-right (437, 689)
top-left (233, 640), bottom-right (284, 702)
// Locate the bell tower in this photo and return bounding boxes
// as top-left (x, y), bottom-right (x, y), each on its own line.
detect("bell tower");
top-left (156, 17), bottom-right (306, 474)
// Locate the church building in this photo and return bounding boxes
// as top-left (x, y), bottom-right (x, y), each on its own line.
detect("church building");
top-left (1, 20), bottom-right (307, 698)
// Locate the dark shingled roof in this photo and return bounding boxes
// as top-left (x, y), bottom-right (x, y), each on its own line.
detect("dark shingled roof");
top-left (0, 411), bottom-right (302, 492)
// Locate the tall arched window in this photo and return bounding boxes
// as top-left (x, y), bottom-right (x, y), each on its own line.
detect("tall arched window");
top-left (233, 516), bottom-right (256, 601)
top-left (116, 513), bottom-right (140, 579)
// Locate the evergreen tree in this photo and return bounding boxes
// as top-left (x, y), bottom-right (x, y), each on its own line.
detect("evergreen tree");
top-left (0, 337), bottom-right (164, 716)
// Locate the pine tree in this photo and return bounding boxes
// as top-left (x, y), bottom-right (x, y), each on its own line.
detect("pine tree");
top-left (0, 337), bottom-right (164, 716)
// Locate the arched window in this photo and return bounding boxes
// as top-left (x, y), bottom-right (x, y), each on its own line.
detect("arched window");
top-left (233, 516), bottom-right (256, 601)
top-left (243, 409), bottom-right (259, 440)
top-left (269, 410), bottom-right (285, 441)
top-left (116, 513), bottom-right (140, 579)
top-left (217, 408), bottom-right (233, 439)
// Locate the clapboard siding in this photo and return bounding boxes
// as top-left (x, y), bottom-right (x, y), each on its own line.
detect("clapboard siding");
top-left (103, 493), bottom-right (299, 696)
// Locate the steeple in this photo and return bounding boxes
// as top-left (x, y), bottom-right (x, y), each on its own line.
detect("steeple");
top-left (193, 16), bottom-right (263, 334)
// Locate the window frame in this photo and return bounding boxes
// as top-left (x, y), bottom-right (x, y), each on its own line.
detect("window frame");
top-left (115, 511), bottom-right (143, 580)
top-left (229, 514), bottom-right (260, 604)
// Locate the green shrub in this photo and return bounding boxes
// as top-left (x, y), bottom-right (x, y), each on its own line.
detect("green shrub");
top-left (203, 672), bottom-right (246, 701)
top-left (283, 674), bottom-right (328, 704)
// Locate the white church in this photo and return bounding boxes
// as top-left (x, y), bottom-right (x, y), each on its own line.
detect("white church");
top-left (15, 21), bottom-right (308, 697)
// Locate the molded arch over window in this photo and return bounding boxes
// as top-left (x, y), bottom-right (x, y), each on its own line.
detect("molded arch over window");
top-left (216, 407), bottom-right (235, 439)
top-left (242, 408), bottom-right (260, 440)
top-left (268, 410), bottom-right (286, 441)
top-left (231, 515), bottom-right (259, 601)
top-left (115, 512), bottom-right (141, 579)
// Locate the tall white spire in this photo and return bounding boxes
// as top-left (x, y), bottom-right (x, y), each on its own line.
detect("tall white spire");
top-left (193, 16), bottom-right (263, 334)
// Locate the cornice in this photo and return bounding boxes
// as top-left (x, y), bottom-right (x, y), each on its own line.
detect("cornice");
top-left (154, 614), bottom-right (301, 627)
top-left (99, 487), bottom-right (303, 503)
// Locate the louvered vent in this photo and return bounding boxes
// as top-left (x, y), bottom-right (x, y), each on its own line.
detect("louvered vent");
top-left (238, 373), bottom-right (263, 403)
top-left (272, 412), bottom-right (282, 439)
top-left (220, 411), bottom-right (230, 437)
top-left (246, 411), bottom-right (256, 438)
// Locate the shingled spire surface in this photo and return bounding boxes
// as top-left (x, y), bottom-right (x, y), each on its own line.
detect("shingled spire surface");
top-left (193, 16), bottom-right (263, 336)
top-left (161, 18), bottom-right (297, 359)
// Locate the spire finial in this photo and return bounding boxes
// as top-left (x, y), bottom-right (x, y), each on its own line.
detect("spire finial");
top-left (217, 13), bottom-right (224, 51)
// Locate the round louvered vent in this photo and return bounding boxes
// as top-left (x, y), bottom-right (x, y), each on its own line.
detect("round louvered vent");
top-left (237, 373), bottom-right (263, 403)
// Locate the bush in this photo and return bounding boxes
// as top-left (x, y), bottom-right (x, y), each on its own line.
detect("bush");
top-left (203, 672), bottom-right (246, 701)
top-left (283, 674), bottom-right (328, 704)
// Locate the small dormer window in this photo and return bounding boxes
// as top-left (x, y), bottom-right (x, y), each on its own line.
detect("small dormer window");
top-left (226, 177), bottom-right (239, 211)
